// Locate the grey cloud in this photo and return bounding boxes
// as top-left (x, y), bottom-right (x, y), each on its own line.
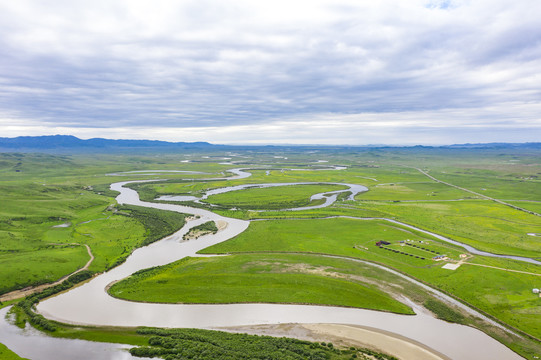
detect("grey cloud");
top-left (0, 0), bottom-right (540, 144)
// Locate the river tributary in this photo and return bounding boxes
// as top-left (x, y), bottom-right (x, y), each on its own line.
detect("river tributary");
top-left (0, 168), bottom-right (530, 360)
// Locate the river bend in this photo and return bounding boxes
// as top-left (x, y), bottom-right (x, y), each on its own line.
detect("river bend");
top-left (31, 179), bottom-right (524, 360)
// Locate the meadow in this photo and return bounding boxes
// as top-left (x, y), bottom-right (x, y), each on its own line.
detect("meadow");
top-left (108, 253), bottom-right (414, 314)
top-left (200, 218), bottom-right (541, 340)
top-left (0, 342), bottom-right (27, 360)
top-left (353, 200), bottom-right (541, 257)
top-left (0, 153), bottom-right (192, 296)
top-left (0, 245), bottom-right (88, 294)
top-left (202, 183), bottom-right (349, 209)
top-left (1, 148), bottom-right (541, 359)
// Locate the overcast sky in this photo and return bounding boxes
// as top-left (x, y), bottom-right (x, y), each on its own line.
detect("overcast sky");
top-left (1, 0), bottom-right (540, 145)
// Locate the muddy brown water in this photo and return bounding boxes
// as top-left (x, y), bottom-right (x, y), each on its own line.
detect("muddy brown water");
top-left (0, 173), bottom-right (528, 359)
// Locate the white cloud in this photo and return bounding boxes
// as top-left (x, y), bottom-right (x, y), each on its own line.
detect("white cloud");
top-left (0, 0), bottom-right (540, 144)
top-left (3, 102), bottom-right (541, 145)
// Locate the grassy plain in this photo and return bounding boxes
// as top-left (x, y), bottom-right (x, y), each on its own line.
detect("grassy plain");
top-left (201, 217), bottom-right (447, 257)
top-left (200, 218), bottom-right (541, 341)
top-left (353, 200), bottom-right (541, 257)
top-left (0, 343), bottom-right (27, 360)
top-left (432, 172), bottom-right (541, 201)
top-left (0, 153), bottom-right (192, 296)
top-left (2, 148), bottom-right (541, 359)
top-left (202, 183), bottom-right (348, 209)
top-left (0, 245), bottom-right (88, 294)
top-left (109, 253), bottom-right (414, 314)
top-left (359, 181), bottom-right (475, 201)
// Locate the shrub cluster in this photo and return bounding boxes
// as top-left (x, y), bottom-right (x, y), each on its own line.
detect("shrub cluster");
top-left (423, 299), bottom-right (466, 324)
top-left (183, 221), bottom-right (218, 240)
top-left (129, 327), bottom-right (398, 360)
top-left (117, 205), bottom-right (186, 246)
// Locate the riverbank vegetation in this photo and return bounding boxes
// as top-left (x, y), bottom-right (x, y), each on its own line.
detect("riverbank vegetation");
top-left (1, 148), bottom-right (541, 359)
top-left (108, 253), bottom-right (414, 314)
top-left (129, 327), bottom-right (398, 360)
top-left (199, 218), bottom-right (541, 342)
top-left (202, 184), bottom-right (349, 210)
top-left (12, 270), bottom-right (94, 332)
top-left (0, 343), bottom-right (27, 360)
top-left (183, 220), bottom-right (218, 240)
top-left (116, 205), bottom-right (186, 247)
top-left (0, 153), bottom-right (192, 296)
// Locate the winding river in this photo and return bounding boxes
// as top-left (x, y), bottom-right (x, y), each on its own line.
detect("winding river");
top-left (1, 167), bottom-right (533, 359)
top-left (157, 181), bottom-right (367, 210)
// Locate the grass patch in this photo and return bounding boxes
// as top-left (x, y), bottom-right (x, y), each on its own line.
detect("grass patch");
top-left (201, 218), bottom-right (438, 258)
top-left (0, 245), bottom-right (88, 294)
top-left (203, 184), bottom-right (349, 210)
top-left (183, 221), bottom-right (218, 240)
top-left (129, 327), bottom-right (398, 360)
top-left (116, 205), bottom-right (186, 247)
top-left (356, 200), bottom-right (541, 257)
top-left (109, 253), bottom-right (414, 314)
top-left (360, 181), bottom-right (475, 201)
top-left (0, 343), bottom-right (28, 360)
top-left (423, 299), bottom-right (466, 323)
top-left (200, 218), bottom-right (541, 340)
top-left (433, 172), bottom-right (541, 201)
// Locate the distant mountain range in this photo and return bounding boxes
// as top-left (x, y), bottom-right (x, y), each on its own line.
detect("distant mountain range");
top-left (0, 135), bottom-right (540, 152)
top-left (0, 135), bottom-right (215, 152)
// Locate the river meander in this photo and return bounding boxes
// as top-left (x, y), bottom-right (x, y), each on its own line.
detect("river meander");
top-left (0, 168), bottom-right (530, 359)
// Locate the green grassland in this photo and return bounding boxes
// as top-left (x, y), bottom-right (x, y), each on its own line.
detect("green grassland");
top-left (507, 200), bottom-right (541, 214)
top-left (201, 218), bottom-right (439, 256)
top-left (423, 257), bottom-right (541, 338)
top-left (0, 245), bottom-right (88, 294)
top-left (203, 184), bottom-right (349, 209)
top-left (127, 327), bottom-right (398, 359)
top-left (0, 153), bottom-right (190, 296)
top-left (5, 308), bottom-right (398, 360)
top-left (354, 200), bottom-right (541, 257)
top-left (108, 253), bottom-right (414, 314)
top-left (2, 148), bottom-right (541, 359)
top-left (0, 343), bottom-right (27, 360)
top-left (200, 218), bottom-right (541, 341)
top-left (431, 171), bottom-right (541, 201)
top-left (359, 181), bottom-right (476, 201)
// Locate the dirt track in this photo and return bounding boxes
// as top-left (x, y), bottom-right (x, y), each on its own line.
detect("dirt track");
top-left (0, 244), bottom-right (94, 302)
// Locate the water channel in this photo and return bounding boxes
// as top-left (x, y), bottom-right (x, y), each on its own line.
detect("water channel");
top-left (1, 167), bottom-right (532, 359)
top-left (0, 307), bottom-right (147, 360)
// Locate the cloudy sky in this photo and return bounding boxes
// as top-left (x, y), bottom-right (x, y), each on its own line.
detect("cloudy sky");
top-left (1, 0), bottom-right (540, 145)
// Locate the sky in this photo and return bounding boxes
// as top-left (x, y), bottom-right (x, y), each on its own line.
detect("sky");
top-left (1, 0), bottom-right (540, 145)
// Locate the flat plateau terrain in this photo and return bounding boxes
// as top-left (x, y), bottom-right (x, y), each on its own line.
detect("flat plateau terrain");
top-left (1, 148), bottom-right (540, 359)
